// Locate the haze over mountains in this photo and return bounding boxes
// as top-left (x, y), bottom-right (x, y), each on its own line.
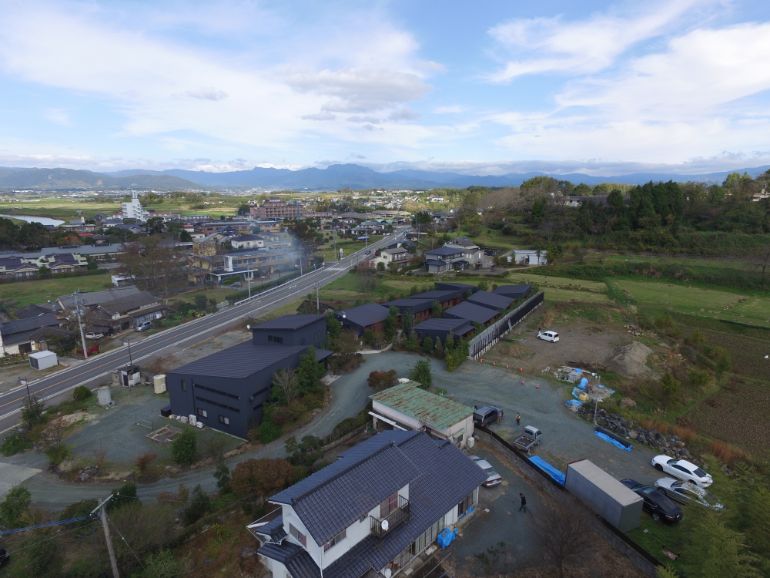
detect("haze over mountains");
top-left (1, 163), bottom-right (768, 192)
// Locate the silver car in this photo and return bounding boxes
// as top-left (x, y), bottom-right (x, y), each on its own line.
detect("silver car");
top-left (654, 477), bottom-right (724, 511)
top-left (469, 455), bottom-right (502, 488)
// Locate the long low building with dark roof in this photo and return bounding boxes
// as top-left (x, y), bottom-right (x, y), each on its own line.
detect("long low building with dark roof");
top-left (166, 314), bottom-right (329, 438)
top-left (466, 290), bottom-right (514, 311)
top-left (414, 317), bottom-right (474, 343)
top-left (337, 303), bottom-right (390, 335)
top-left (443, 300), bottom-right (500, 325)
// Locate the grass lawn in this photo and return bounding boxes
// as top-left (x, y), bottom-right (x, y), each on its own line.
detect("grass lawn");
top-left (596, 253), bottom-right (758, 272)
top-left (614, 279), bottom-right (770, 328)
top-left (0, 273), bottom-right (112, 309)
top-left (171, 286), bottom-right (237, 305)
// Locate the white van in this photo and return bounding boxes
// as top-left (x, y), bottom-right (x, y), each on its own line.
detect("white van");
top-left (537, 329), bottom-right (559, 343)
top-left (136, 320), bottom-right (152, 332)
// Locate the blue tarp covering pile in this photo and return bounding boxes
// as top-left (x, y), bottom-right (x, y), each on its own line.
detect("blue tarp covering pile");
top-left (437, 527), bottom-right (458, 549)
top-left (528, 455), bottom-right (566, 486)
top-left (594, 430), bottom-right (633, 452)
top-left (565, 399), bottom-right (582, 409)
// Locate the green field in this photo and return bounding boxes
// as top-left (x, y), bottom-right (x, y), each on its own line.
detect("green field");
top-left (614, 279), bottom-right (770, 328)
top-left (0, 273), bottom-right (112, 309)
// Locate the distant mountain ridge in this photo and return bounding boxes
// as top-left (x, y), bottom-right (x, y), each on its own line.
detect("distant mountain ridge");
top-left (1, 163), bottom-right (768, 191)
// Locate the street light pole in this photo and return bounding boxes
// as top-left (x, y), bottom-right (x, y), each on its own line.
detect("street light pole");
top-left (73, 291), bottom-right (89, 359)
top-left (123, 339), bottom-right (133, 368)
top-left (19, 377), bottom-right (31, 404)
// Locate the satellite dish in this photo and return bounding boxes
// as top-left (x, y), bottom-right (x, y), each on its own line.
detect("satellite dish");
top-left (381, 519), bottom-right (389, 532)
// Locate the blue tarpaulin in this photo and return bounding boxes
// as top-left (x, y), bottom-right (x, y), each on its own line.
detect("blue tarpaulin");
top-left (437, 527), bottom-right (458, 549)
top-left (528, 455), bottom-right (566, 486)
top-left (594, 430), bottom-right (632, 452)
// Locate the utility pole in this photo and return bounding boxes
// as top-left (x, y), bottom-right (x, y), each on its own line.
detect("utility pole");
top-left (316, 285), bottom-right (320, 312)
top-left (74, 291), bottom-right (89, 359)
top-left (91, 495), bottom-right (120, 578)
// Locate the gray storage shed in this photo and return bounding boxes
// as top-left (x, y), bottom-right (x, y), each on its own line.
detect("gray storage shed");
top-left (564, 459), bottom-right (643, 532)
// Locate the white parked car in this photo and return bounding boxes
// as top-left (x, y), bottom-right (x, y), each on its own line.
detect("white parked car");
top-left (654, 478), bottom-right (724, 511)
top-left (469, 455), bottom-right (503, 487)
top-left (537, 329), bottom-right (559, 343)
top-left (651, 455), bottom-right (713, 487)
top-left (85, 332), bottom-right (104, 340)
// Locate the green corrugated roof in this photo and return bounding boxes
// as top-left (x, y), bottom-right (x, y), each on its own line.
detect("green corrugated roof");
top-left (370, 380), bottom-right (473, 431)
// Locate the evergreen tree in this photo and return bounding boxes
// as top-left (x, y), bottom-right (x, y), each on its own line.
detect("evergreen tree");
top-left (681, 513), bottom-right (759, 578)
top-left (410, 360), bottom-right (432, 388)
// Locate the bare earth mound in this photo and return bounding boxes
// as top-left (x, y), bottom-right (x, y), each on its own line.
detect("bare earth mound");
top-left (606, 341), bottom-right (653, 378)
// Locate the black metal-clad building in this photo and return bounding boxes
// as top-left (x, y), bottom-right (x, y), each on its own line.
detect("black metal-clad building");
top-left (414, 317), bottom-right (474, 343)
top-left (251, 314), bottom-right (327, 347)
top-left (167, 314), bottom-right (329, 438)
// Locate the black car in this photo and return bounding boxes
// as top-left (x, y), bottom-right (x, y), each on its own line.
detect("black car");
top-left (621, 479), bottom-right (683, 523)
top-left (473, 405), bottom-right (502, 427)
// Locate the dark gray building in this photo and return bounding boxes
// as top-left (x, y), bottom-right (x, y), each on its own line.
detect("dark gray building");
top-left (337, 304), bottom-right (389, 335)
top-left (493, 284), bottom-right (531, 299)
top-left (251, 314), bottom-right (327, 347)
top-left (166, 314), bottom-right (329, 438)
top-left (466, 290), bottom-right (513, 311)
top-left (444, 301), bottom-right (499, 325)
top-left (414, 318), bottom-right (474, 344)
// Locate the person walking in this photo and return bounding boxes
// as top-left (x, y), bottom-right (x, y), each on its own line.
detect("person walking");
top-left (519, 492), bottom-right (527, 513)
top-left (515, 413), bottom-right (521, 426)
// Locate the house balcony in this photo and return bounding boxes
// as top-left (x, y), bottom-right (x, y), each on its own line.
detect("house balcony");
top-left (370, 496), bottom-right (410, 537)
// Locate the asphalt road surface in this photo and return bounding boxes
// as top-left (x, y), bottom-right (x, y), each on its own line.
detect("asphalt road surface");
top-left (0, 230), bottom-right (406, 435)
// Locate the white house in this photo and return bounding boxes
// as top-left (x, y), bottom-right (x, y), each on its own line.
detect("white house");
top-left (512, 249), bottom-right (548, 266)
top-left (369, 380), bottom-right (475, 448)
top-left (230, 234), bottom-right (265, 250)
top-left (369, 247), bottom-right (411, 270)
top-left (250, 430), bottom-right (486, 578)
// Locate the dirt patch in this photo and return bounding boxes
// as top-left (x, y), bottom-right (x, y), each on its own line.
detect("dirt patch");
top-left (485, 317), bottom-right (634, 377)
top-left (688, 378), bottom-right (770, 459)
top-left (606, 342), bottom-right (654, 378)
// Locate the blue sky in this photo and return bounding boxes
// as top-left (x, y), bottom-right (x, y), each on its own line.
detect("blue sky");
top-left (1, 0), bottom-right (769, 174)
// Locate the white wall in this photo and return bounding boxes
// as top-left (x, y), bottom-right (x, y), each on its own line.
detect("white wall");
top-left (440, 415), bottom-right (474, 448)
top-left (281, 505), bottom-right (323, 569)
top-left (372, 401), bottom-right (422, 431)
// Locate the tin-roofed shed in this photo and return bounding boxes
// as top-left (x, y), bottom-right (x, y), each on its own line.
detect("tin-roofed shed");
top-left (370, 381), bottom-right (475, 447)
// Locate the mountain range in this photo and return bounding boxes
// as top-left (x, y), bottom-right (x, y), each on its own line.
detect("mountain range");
top-left (1, 163), bottom-right (768, 192)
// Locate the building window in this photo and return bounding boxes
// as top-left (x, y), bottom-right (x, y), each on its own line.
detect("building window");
top-left (267, 334), bottom-right (284, 344)
top-left (323, 528), bottom-right (346, 551)
top-left (218, 415), bottom-right (230, 425)
top-left (289, 524), bottom-right (307, 547)
top-left (380, 492), bottom-right (398, 517)
top-left (196, 408), bottom-right (207, 418)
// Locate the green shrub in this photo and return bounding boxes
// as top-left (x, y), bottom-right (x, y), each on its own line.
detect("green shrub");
top-left (1, 432), bottom-right (32, 456)
top-left (258, 419), bottom-right (282, 444)
top-left (171, 429), bottom-right (197, 466)
top-left (72, 386), bottom-right (92, 402)
top-left (45, 443), bottom-right (71, 467)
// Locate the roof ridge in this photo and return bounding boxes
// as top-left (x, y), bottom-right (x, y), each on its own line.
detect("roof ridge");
top-left (291, 434), bottom-right (414, 505)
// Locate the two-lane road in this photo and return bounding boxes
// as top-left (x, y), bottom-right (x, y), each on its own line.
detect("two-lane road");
top-left (0, 231), bottom-right (406, 434)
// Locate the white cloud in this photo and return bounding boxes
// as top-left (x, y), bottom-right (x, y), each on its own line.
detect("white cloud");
top-left (487, 0), bottom-right (708, 81)
top-left (0, 1), bottom-right (441, 157)
top-left (43, 108), bottom-right (72, 126)
top-left (434, 105), bottom-right (464, 114)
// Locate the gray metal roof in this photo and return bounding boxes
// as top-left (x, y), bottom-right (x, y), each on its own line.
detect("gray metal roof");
top-left (444, 301), bottom-right (498, 324)
top-left (493, 284), bottom-right (531, 298)
top-left (169, 342), bottom-right (308, 378)
top-left (258, 542), bottom-right (320, 578)
top-left (384, 298), bottom-right (433, 313)
top-left (324, 432), bottom-right (487, 578)
top-left (435, 282), bottom-right (477, 294)
top-left (271, 431), bottom-right (422, 546)
top-left (409, 289), bottom-right (461, 301)
top-left (466, 290), bottom-right (513, 311)
top-left (99, 291), bottom-right (161, 315)
top-left (0, 313), bottom-right (59, 337)
top-left (414, 317), bottom-right (474, 335)
top-left (58, 285), bottom-right (142, 309)
top-left (253, 314), bottom-right (324, 331)
top-left (424, 246), bottom-right (463, 257)
top-left (338, 304), bottom-right (389, 329)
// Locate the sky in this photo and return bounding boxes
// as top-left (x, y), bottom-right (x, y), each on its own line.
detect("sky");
top-left (1, 0), bottom-right (770, 175)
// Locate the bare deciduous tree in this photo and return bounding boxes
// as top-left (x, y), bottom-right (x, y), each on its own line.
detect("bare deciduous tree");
top-left (533, 492), bottom-right (595, 578)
